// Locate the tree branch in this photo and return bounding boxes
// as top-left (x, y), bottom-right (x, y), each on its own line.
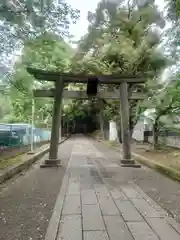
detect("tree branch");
top-left (127, 0), bottom-right (132, 19)
top-left (156, 99), bottom-right (175, 121)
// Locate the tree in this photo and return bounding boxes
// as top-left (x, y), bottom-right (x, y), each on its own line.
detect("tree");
top-left (5, 32), bottom-right (74, 124)
top-left (71, 0), bottom-right (168, 137)
top-left (0, 91), bottom-right (12, 120)
top-left (165, 0), bottom-right (180, 65)
top-left (63, 99), bottom-right (97, 133)
top-left (0, 1), bottom-right (79, 38)
top-left (0, 0), bottom-right (79, 81)
top-left (167, 0), bottom-right (180, 20)
top-left (141, 79), bottom-right (180, 148)
top-left (23, 32), bottom-right (74, 71)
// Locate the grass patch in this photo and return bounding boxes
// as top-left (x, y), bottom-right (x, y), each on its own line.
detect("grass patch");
top-left (0, 142), bottom-right (50, 170)
top-left (155, 164), bottom-right (180, 181)
top-left (0, 154), bottom-right (24, 170)
top-left (104, 140), bottom-right (180, 172)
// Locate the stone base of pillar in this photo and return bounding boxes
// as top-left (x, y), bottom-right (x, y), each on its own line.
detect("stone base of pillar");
top-left (120, 159), bottom-right (141, 168)
top-left (40, 159), bottom-right (61, 168)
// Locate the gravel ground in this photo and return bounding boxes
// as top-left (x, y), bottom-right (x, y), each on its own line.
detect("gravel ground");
top-left (0, 138), bottom-right (74, 240)
top-left (92, 139), bottom-right (180, 223)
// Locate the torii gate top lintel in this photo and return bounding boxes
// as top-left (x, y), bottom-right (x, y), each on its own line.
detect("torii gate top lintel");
top-left (27, 67), bottom-right (147, 84)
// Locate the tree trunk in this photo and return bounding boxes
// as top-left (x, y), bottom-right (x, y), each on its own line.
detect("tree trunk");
top-left (73, 120), bottom-right (75, 133)
top-left (99, 100), bottom-right (105, 139)
top-left (129, 115), bottom-right (134, 140)
top-left (143, 123), bottom-right (149, 143)
top-left (153, 120), bottom-right (159, 149)
top-left (118, 128), bottom-right (122, 143)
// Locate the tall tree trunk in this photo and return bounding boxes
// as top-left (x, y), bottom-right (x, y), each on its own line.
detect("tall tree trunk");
top-left (99, 100), bottom-right (105, 139)
top-left (153, 119), bottom-right (159, 149)
top-left (118, 127), bottom-right (123, 143)
top-left (73, 120), bottom-right (75, 133)
top-left (129, 114), bottom-right (134, 140)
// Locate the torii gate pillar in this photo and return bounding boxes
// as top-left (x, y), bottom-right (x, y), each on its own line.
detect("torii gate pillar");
top-left (40, 79), bottom-right (64, 168)
top-left (120, 82), bottom-right (141, 167)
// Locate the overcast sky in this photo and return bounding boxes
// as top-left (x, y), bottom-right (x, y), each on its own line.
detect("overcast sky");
top-left (67, 0), bottom-right (166, 44)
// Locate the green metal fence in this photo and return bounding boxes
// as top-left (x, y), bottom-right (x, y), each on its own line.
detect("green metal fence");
top-left (0, 123), bottom-right (51, 148)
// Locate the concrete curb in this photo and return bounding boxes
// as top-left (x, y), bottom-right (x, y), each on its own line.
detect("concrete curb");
top-left (45, 173), bottom-right (69, 240)
top-left (95, 138), bottom-right (180, 182)
top-left (0, 136), bottom-right (69, 184)
top-left (44, 141), bottom-right (74, 240)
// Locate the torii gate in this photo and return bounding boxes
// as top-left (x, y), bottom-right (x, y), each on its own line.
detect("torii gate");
top-left (27, 67), bottom-right (146, 168)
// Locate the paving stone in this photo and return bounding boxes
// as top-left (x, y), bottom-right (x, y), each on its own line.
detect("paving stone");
top-left (68, 171), bottom-right (80, 180)
top-left (90, 169), bottom-right (104, 184)
top-left (146, 217), bottom-right (180, 240)
top-left (69, 157), bottom-right (82, 167)
top-left (66, 181), bottom-right (80, 195)
top-left (83, 231), bottom-right (109, 240)
top-left (166, 217), bottom-right (180, 235)
top-left (120, 186), bottom-right (142, 199)
top-left (97, 157), bottom-right (111, 167)
top-left (97, 194), bottom-right (119, 216)
top-left (81, 189), bottom-right (98, 205)
top-left (127, 222), bottom-right (159, 240)
top-left (109, 188), bottom-right (128, 201)
top-left (132, 184), bottom-right (168, 217)
top-left (68, 175), bottom-right (80, 181)
top-left (82, 204), bottom-right (105, 230)
top-left (79, 157), bottom-right (88, 166)
top-left (104, 215), bottom-right (133, 240)
top-left (130, 198), bottom-right (163, 218)
top-left (62, 195), bottom-right (81, 215)
top-left (94, 185), bottom-right (110, 198)
top-left (57, 215), bottom-right (82, 240)
top-left (80, 182), bottom-right (94, 190)
top-left (115, 200), bottom-right (143, 221)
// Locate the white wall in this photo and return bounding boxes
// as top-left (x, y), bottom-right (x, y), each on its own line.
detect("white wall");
top-left (109, 121), bottom-right (118, 141)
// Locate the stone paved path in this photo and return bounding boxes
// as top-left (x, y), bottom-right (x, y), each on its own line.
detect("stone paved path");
top-left (45, 136), bottom-right (180, 240)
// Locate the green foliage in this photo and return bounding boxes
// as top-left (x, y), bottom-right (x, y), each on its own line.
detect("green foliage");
top-left (63, 99), bottom-right (96, 125)
top-left (72, 0), bottom-right (166, 74)
top-left (0, 0), bottom-right (79, 81)
top-left (167, 0), bottom-right (180, 20)
top-left (71, 0), bottom-right (168, 131)
top-left (141, 79), bottom-right (180, 125)
top-left (24, 32), bottom-right (74, 71)
top-left (2, 32), bottom-right (74, 124)
top-left (64, 101), bottom-right (86, 121)
top-left (0, 1), bottom-right (80, 38)
top-left (165, 0), bottom-right (180, 66)
top-left (0, 92), bottom-right (12, 120)
top-left (177, 0), bottom-right (180, 17)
